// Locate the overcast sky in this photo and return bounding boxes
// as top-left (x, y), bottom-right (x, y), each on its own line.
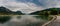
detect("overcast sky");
top-left (0, 0), bottom-right (60, 14)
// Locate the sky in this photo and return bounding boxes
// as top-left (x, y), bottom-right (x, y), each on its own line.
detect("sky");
top-left (0, 0), bottom-right (60, 14)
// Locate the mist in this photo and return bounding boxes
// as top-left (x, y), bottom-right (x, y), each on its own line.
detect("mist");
top-left (0, 15), bottom-right (47, 26)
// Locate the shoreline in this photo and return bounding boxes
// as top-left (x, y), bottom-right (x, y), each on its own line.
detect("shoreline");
top-left (42, 15), bottom-right (57, 26)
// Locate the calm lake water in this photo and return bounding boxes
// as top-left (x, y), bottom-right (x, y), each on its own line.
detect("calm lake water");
top-left (0, 15), bottom-right (51, 26)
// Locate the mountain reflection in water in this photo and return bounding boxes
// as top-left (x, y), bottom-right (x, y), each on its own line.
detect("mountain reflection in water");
top-left (0, 15), bottom-right (49, 26)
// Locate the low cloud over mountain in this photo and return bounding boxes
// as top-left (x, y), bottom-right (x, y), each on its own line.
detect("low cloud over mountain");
top-left (0, 0), bottom-right (60, 14)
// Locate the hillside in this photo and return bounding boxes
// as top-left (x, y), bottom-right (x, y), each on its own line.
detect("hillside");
top-left (0, 6), bottom-right (24, 15)
top-left (29, 8), bottom-right (60, 15)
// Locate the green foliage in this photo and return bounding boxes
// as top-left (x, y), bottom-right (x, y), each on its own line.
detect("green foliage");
top-left (30, 8), bottom-right (60, 15)
top-left (0, 6), bottom-right (24, 15)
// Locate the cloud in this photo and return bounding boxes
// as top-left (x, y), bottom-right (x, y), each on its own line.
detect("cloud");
top-left (0, 0), bottom-right (60, 14)
top-left (39, 0), bottom-right (60, 8)
top-left (0, 0), bottom-right (44, 14)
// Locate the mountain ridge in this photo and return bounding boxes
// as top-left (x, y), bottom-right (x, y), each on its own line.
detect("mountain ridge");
top-left (29, 8), bottom-right (60, 15)
top-left (0, 6), bottom-right (24, 15)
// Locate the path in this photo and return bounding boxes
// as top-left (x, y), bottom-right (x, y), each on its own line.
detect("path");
top-left (47, 16), bottom-right (60, 26)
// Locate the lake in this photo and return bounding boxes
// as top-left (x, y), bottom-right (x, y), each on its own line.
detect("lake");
top-left (0, 15), bottom-right (52, 26)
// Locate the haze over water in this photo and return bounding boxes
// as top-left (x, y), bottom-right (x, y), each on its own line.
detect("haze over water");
top-left (0, 15), bottom-right (48, 26)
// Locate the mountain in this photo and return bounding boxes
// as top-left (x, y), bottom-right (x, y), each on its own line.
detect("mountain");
top-left (0, 6), bottom-right (24, 15)
top-left (29, 8), bottom-right (60, 15)
top-left (13, 11), bottom-right (24, 15)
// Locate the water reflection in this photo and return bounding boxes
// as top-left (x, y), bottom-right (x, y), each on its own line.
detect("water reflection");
top-left (0, 15), bottom-right (51, 26)
top-left (0, 16), bottom-right (11, 24)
